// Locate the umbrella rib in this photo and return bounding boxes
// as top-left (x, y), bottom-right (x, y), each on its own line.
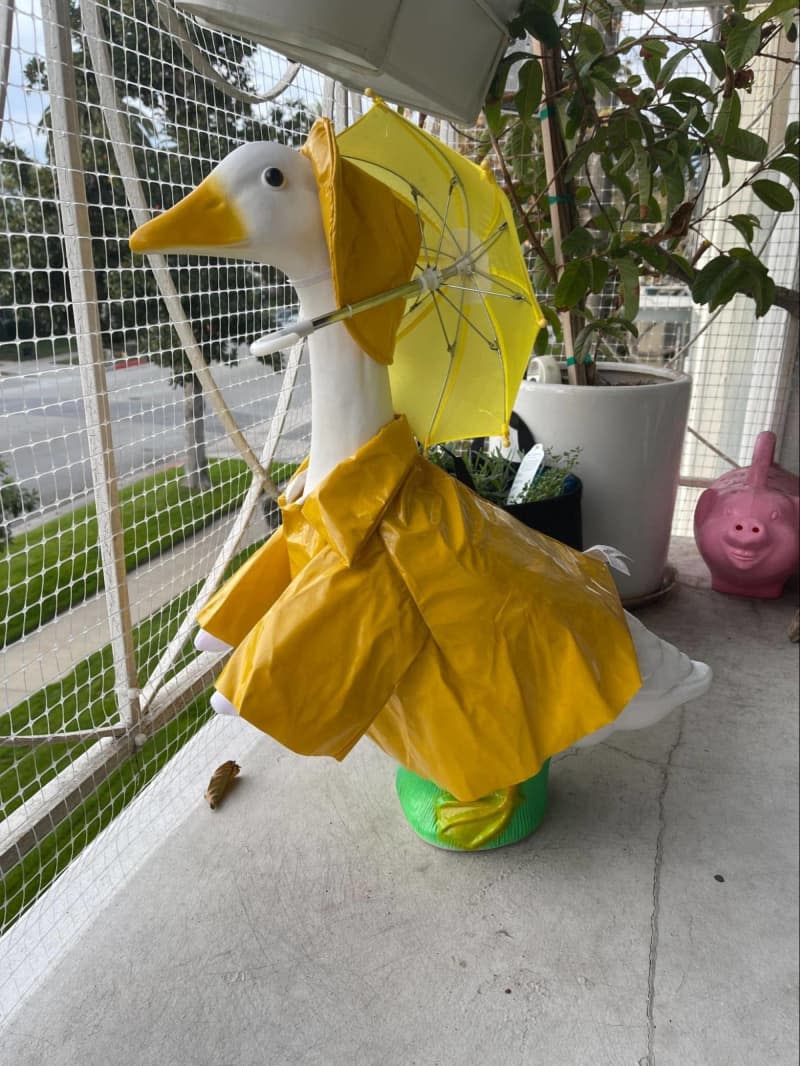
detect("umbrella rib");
top-left (426, 289), bottom-right (459, 442)
top-left (434, 178), bottom-right (459, 265)
top-left (437, 289), bottom-right (500, 352)
top-left (411, 189), bottom-right (434, 266)
top-left (469, 265), bottom-right (528, 299)
top-left (430, 288), bottom-right (457, 353)
top-left (344, 154), bottom-right (469, 265)
top-left (445, 283), bottom-right (527, 301)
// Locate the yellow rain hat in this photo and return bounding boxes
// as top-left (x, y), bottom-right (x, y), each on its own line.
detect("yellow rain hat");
top-left (300, 119), bottom-right (421, 366)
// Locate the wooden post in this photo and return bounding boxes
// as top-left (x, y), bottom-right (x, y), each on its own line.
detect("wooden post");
top-left (532, 39), bottom-right (586, 385)
top-left (40, 0), bottom-right (141, 727)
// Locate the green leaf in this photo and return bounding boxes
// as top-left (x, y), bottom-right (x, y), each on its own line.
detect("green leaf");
top-left (725, 21), bottom-right (762, 69)
top-left (553, 259), bottom-right (592, 310)
top-left (698, 41), bottom-right (728, 81)
top-left (590, 257), bottom-right (610, 294)
top-left (565, 138), bottom-right (598, 181)
top-left (726, 213), bottom-right (761, 245)
top-left (786, 121), bottom-right (799, 152)
top-left (589, 205), bottom-right (621, 232)
top-left (750, 270), bottom-right (776, 319)
top-left (667, 77), bottom-right (715, 102)
top-left (714, 93), bottom-right (742, 140)
top-left (637, 242), bottom-right (669, 272)
top-left (664, 251), bottom-right (694, 284)
top-left (662, 164), bottom-right (686, 217)
top-left (615, 257), bottom-right (640, 320)
top-left (650, 104), bottom-right (686, 131)
top-left (640, 39), bottom-right (669, 59)
top-left (643, 54), bottom-right (661, 85)
top-left (657, 48), bottom-right (690, 88)
top-left (754, 0), bottom-right (799, 26)
top-left (574, 24), bottom-right (606, 57)
top-left (712, 143), bottom-right (731, 186)
top-left (691, 255), bottom-right (739, 308)
top-left (609, 168), bottom-right (633, 201)
top-left (751, 179), bottom-right (795, 211)
top-left (508, 120), bottom-right (535, 184)
top-left (561, 226), bottom-right (595, 257)
top-left (540, 302), bottom-right (563, 336)
top-left (514, 60), bottom-right (543, 122)
top-left (633, 142), bottom-right (652, 217)
top-left (725, 128), bottom-right (768, 162)
top-left (768, 155), bottom-right (800, 188)
top-left (533, 324), bottom-right (550, 356)
top-left (521, 11), bottom-right (561, 49)
top-left (691, 251), bottom-right (774, 316)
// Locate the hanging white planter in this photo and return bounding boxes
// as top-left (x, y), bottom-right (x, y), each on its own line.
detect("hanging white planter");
top-left (174, 0), bottom-right (522, 123)
top-left (514, 364), bottom-right (692, 602)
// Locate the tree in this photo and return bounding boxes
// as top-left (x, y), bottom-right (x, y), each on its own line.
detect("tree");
top-left (0, 454), bottom-right (38, 547)
top-left (483, 0), bottom-right (800, 378)
top-left (0, 143), bottom-right (69, 348)
top-left (24, 0), bottom-right (314, 488)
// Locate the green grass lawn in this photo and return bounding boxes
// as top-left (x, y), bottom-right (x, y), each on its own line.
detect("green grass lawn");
top-left (0, 458), bottom-right (253, 647)
top-left (0, 455), bottom-right (299, 931)
top-left (0, 584), bottom-right (216, 932)
top-left (0, 531), bottom-right (267, 933)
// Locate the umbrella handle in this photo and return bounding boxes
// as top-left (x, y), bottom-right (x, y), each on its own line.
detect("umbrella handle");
top-left (250, 319), bottom-right (315, 357)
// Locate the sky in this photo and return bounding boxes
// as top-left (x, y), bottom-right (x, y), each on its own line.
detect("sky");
top-left (1, 0), bottom-right (48, 159)
top-left (1, 1), bottom-right (716, 165)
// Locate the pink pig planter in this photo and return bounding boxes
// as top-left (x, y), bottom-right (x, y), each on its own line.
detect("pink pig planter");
top-left (694, 431), bottom-right (799, 599)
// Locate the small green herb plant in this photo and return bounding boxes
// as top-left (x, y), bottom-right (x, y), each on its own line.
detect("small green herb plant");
top-left (428, 443), bottom-right (580, 506)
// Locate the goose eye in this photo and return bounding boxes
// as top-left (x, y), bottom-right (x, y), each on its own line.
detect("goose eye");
top-left (262, 167), bottom-right (285, 189)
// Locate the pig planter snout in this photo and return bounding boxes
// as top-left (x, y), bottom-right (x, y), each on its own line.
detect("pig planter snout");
top-left (694, 432), bottom-right (799, 599)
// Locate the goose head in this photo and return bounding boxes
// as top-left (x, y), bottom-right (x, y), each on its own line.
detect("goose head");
top-left (129, 140), bottom-right (330, 282)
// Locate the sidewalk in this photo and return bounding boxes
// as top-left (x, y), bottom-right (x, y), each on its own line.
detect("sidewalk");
top-left (1, 509), bottom-right (267, 707)
top-left (1, 557), bottom-right (797, 1065)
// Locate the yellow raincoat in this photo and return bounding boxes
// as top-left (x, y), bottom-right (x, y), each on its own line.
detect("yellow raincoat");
top-left (198, 416), bottom-right (642, 801)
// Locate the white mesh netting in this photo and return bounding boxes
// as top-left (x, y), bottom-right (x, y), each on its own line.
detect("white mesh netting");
top-left (0, 0), bottom-right (797, 1020)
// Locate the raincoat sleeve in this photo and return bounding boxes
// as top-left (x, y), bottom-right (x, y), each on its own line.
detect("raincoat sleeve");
top-left (213, 542), bottom-right (427, 761)
top-left (196, 525), bottom-right (291, 648)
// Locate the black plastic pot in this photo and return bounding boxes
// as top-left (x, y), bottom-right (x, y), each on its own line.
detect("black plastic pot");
top-left (447, 413), bottom-right (584, 551)
top-left (503, 474), bottom-right (583, 551)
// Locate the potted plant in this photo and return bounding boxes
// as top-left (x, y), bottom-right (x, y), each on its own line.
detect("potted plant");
top-left (476, 0), bottom-right (799, 600)
top-left (428, 418), bottom-right (584, 550)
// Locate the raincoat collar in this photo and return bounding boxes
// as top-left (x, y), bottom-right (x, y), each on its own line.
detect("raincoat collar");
top-left (282, 416), bottom-right (419, 566)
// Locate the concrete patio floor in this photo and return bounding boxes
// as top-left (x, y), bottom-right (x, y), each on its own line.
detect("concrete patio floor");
top-left (1, 558), bottom-right (798, 1066)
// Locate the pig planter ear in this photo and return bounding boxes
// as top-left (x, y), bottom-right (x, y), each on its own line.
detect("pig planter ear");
top-left (694, 431), bottom-right (800, 598)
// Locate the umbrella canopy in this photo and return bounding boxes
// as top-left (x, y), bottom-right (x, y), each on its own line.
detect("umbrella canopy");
top-left (339, 102), bottom-right (544, 447)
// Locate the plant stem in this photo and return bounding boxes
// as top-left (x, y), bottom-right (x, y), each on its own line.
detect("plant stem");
top-left (488, 125), bottom-right (559, 283)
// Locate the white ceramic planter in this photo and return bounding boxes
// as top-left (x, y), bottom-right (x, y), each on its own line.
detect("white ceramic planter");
top-left (514, 363), bottom-right (692, 601)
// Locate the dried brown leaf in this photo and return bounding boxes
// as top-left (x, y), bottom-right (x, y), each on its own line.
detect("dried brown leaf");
top-left (204, 760), bottom-right (241, 810)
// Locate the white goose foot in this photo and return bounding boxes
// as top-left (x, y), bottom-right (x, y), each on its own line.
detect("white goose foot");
top-left (211, 691), bottom-right (240, 717)
top-left (195, 629), bottom-right (233, 654)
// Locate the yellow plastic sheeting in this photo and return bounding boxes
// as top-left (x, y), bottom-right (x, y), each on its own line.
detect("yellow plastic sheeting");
top-left (338, 103), bottom-right (546, 447)
top-left (300, 118), bottom-right (421, 366)
top-left (199, 417), bottom-right (642, 802)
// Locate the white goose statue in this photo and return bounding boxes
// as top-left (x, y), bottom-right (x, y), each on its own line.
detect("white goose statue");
top-left (130, 117), bottom-right (711, 851)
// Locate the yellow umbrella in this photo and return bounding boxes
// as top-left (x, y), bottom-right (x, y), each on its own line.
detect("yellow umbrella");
top-left (254, 101), bottom-right (545, 448)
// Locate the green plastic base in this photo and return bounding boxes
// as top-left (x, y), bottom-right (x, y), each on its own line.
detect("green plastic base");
top-left (395, 761), bottom-right (550, 851)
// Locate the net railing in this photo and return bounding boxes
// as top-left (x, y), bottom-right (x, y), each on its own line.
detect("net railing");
top-left (0, 0), bottom-right (797, 1020)
top-left (0, 0), bottom-right (321, 952)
